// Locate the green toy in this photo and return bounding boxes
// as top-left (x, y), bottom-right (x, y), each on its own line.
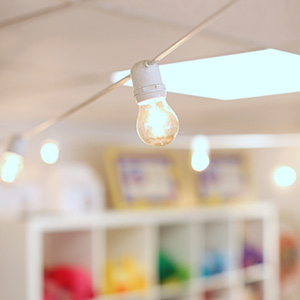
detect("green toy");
top-left (158, 251), bottom-right (189, 285)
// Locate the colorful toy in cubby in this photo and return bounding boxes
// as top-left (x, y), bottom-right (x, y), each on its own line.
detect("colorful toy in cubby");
top-left (104, 255), bottom-right (147, 294)
top-left (242, 244), bottom-right (263, 268)
top-left (158, 250), bottom-right (189, 285)
top-left (201, 250), bottom-right (228, 277)
top-left (280, 228), bottom-right (300, 296)
top-left (44, 265), bottom-right (95, 300)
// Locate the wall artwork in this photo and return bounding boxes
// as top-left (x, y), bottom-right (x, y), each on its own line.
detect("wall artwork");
top-left (193, 153), bottom-right (252, 205)
top-left (105, 148), bottom-right (184, 209)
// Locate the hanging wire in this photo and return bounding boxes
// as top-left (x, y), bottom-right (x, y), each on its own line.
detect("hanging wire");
top-left (20, 0), bottom-right (239, 140)
top-left (148, 0), bottom-right (240, 66)
top-left (23, 75), bottom-right (131, 139)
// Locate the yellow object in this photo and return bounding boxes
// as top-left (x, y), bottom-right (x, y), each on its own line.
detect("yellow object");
top-left (103, 255), bottom-right (147, 295)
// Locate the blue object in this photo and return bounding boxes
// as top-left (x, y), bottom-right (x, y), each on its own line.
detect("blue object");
top-left (201, 250), bottom-right (228, 277)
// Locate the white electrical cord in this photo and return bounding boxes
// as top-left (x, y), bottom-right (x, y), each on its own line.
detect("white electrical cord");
top-left (20, 0), bottom-right (240, 140)
top-left (23, 75), bottom-right (131, 140)
top-left (148, 0), bottom-right (240, 66)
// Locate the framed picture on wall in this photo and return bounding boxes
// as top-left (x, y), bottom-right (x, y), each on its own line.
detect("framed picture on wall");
top-left (104, 147), bottom-right (184, 209)
top-left (192, 152), bottom-right (252, 205)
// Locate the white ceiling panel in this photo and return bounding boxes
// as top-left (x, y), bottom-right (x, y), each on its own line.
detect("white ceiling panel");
top-left (93, 0), bottom-right (300, 49)
top-left (0, 0), bottom-right (67, 24)
top-left (0, 0), bottom-right (300, 140)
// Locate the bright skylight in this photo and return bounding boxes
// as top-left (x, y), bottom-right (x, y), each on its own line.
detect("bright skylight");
top-left (111, 49), bottom-right (300, 100)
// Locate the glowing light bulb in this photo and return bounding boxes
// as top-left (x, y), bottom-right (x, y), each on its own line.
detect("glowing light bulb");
top-left (0, 135), bottom-right (25, 183)
top-left (137, 97), bottom-right (179, 147)
top-left (131, 60), bottom-right (179, 147)
top-left (273, 166), bottom-right (297, 187)
top-left (40, 140), bottom-right (60, 164)
top-left (0, 152), bottom-right (24, 183)
top-left (191, 151), bottom-right (210, 172)
top-left (191, 135), bottom-right (210, 172)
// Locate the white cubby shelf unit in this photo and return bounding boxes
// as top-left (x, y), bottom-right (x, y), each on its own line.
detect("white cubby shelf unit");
top-left (0, 202), bottom-right (279, 300)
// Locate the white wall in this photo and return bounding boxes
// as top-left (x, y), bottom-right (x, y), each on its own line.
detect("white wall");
top-left (250, 147), bottom-right (300, 228)
top-left (3, 123), bottom-right (300, 217)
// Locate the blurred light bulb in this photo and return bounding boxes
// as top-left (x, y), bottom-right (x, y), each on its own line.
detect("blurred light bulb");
top-left (131, 60), bottom-right (179, 147)
top-left (40, 140), bottom-right (60, 164)
top-left (0, 152), bottom-right (24, 183)
top-left (191, 151), bottom-right (210, 172)
top-left (0, 135), bottom-right (25, 183)
top-left (137, 97), bottom-right (179, 147)
top-left (192, 135), bottom-right (210, 153)
top-left (273, 166), bottom-right (297, 187)
top-left (191, 135), bottom-right (210, 172)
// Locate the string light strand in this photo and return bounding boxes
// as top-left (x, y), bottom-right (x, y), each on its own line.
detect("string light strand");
top-left (20, 0), bottom-right (239, 140)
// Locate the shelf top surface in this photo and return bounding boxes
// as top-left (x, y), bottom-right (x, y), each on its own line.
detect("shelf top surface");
top-left (1, 202), bottom-right (277, 232)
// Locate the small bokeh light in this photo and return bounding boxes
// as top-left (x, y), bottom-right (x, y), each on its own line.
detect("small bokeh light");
top-left (273, 166), bottom-right (297, 187)
top-left (191, 152), bottom-right (210, 172)
top-left (191, 135), bottom-right (210, 172)
top-left (40, 140), bottom-right (60, 165)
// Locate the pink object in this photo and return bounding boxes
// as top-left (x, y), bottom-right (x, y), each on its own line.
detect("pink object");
top-left (44, 265), bottom-right (95, 300)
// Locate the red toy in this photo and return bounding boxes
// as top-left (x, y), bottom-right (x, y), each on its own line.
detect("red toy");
top-left (44, 265), bottom-right (95, 300)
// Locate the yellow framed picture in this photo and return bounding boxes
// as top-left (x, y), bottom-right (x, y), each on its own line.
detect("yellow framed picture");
top-left (191, 152), bottom-right (253, 205)
top-left (104, 147), bottom-right (185, 209)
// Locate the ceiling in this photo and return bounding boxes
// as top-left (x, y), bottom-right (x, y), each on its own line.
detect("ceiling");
top-left (1, 0), bottom-right (300, 141)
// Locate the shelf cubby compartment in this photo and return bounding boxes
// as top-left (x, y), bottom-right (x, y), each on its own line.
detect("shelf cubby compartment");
top-left (158, 223), bottom-right (192, 299)
top-left (43, 230), bottom-right (93, 272)
top-left (202, 288), bottom-right (229, 300)
top-left (97, 289), bottom-right (147, 300)
top-left (43, 230), bottom-right (96, 299)
top-left (243, 281), bottom-right (264, 300)
top-left (200, 221), bottom-right (232, 287)
top-left (104, 226), bottom-right (151, 299)
top-left (242, 219), bottom-right (264, 266)
top-left (240, 219), bottom-right (265, 285)
top-left (159, 297), bottom-right (191, 300)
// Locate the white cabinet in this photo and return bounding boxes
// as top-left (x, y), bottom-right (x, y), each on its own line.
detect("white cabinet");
top-left (0, 203), bottom-right (279, 300)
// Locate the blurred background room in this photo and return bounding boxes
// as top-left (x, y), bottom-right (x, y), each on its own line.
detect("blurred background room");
top-left (1, 1), bottom-right (300, 300)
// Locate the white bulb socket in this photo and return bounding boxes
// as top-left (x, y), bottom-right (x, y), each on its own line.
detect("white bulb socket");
top-left (131, 60), bottom-right (166, 103)
top-left (7, 135), bottom-right (25, 157)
